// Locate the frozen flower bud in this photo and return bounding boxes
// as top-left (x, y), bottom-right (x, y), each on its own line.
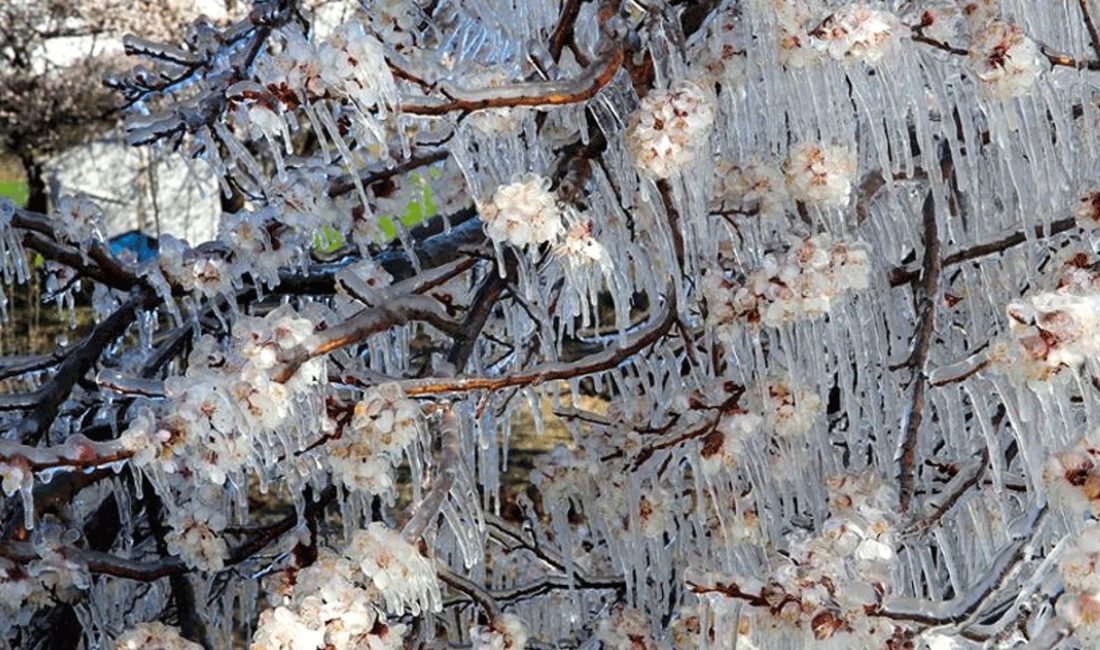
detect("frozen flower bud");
top-left (627, 81), bottom-right (716, 179)
top-left (784, 142), bottom-right (857, 207)
top-left (750, 378), bottom-right (823, 438)
top-left (481, 175), bottom-right (564, 248)
top-left (555, 219), bottom-right (610, 269)
top-left (1057, 591), bottom-right (1100, 644)
top-left (113, 622), bottom-right (202, 650)
top-left (908, 3), bottom-right (965, 43)
top-left (968, 21), bottom-right (1044, 100)
top-left (774, 0), bottom-right (820, 67)
top-left (809, 5), bottom-right (902, 63)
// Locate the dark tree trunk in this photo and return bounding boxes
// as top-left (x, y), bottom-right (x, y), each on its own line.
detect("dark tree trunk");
top-left (20, 154), bottom-right (48, 213)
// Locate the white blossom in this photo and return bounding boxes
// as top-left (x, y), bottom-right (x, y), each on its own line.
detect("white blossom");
top-left (480, 175), bottom-right (564, 248)
top-left (783, 142), bottom-right (858, 207)
top-left (471, 613), bottom-right (529, 650)
top-left (627, 81), bottom-right (716, 179)
top-left (968, 21), bottom-right (1044, 99)
top-left (113, 622), bottom-right (203, 650)
top-left (346, 522), bottom-right (441, 615)
top-left (809, 5), bottom-right (902, 63)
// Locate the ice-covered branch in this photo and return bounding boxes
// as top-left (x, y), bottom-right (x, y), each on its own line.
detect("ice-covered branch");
top-left (398, 294), bottom-right (675, 396)
top-left (896, 191), bottom-right (941, 512)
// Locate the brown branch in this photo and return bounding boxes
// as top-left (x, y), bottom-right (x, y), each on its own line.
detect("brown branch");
top-left (889, 217), bottom-right (1078, 286)
top-left (17, 289), bottom-right (153, 442)
top-left (549, 0), bottom-right (583, 62)
top-left (327, 149), bottom-right (448, 198)
top-left (273, 294), bottom-right (459, 382)
top-left (400, 407), bottom-right (460, 543)
top-left (898, 190), bottom-right (941, 513)
top-left (399, 296), bottom-right (675, 397)
top-left (1080, 0), bottom-right (1100, 64)
top-left (910, 28), bottom-right (1100, 70)
top-left (0, 486), bottom-right (337, 581)
top-left (400, 47), bottom-right (624, 116)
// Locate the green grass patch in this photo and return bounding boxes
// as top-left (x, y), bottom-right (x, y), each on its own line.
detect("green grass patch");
top-left (0, 180), bottom-right (27, 207)
top-left (378, 172), bottom-right (437, 239)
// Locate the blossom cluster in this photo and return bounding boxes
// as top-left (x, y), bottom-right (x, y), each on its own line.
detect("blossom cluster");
top-left (712, 158), bottom-right (790, 220)
top-left (470, 613), bottom-right (530, 650)
top-left (113, 622), bottom-right (202, 650)
top-left (809, 5), bottom-right (902, 63)
top-left (253, 523), bottom-right (439, 649)
top-left (163, 485), bottom-right (231, 572)
top-left (1057, 523), bottom-right (1100, 643)
top-left (702, 472), bottom-right (901, 646)
top-left (328, 383), bottom-right (423, 499)
top-left (480, 174), bottom-right (565, 249)
top-left (703, 234), bottom-right (871, 332)
top-left (626, 81), bottom-right (716, 179)
top-left (783, 142), bottom-right (858, 207)
top-left (698, 377), bottom-right (822, 475)
top-left (1000, 290), bottom-right (1100, 382)
top-left (249, 20), bottom-right (396, 114)
top-left (968, 21), bottom-right (1043, 99)
top-left (1045, 441), bottom-right (1100, 517)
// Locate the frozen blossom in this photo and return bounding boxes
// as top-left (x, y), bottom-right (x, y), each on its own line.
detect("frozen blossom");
top-left (693, 472), bottom-right (900, 645)
top-left (470, 613), bottom-right (529, 650)
top-left (254, 540), bottom-right (414, 650)
top-left (1058, 523), bottom-right (1100, 644)
top-left (329, 383), bottom-right (422, 497)
top-left (704, 234), bottom-right (871, 332)
top-left (699, 409), bottom-right (762, 476)
top-left (809, 5), bottom-right (902, 63)
top-left (1045, 441), bottom-right (1100, 517)
top-left (594, 606), bottom-right (661, 649)
top-left (712, 158), bottom-right (790, 220)
top-left (1000, 290), bottom-right (1100, 382)
top-left (53, 195), bottom-right (104, 251)
top-left (749, 377), bottom-right (823, 439)
top-left (783, 142), bottom-right (858, 207)
top-left (690, 9), bottom-right (749, 88)
top-left (347, 522), bottom-right (441, 616)
top-left (318, 20), bottom-right (397, 111)
top-left (554, 219), bottom-right (611, 270)
top-left (773, 0), bottom-right (822, 67)
top-left (480, 175), bottom-right (564, 249)
top-left (626, 81), bottom-right (716, 179)
top-left (1076, 190), bottom-right (1100, 230)
top-left (251, 606), bottom-right (327, 650)
top-left (164, 490), bottom-right (229, 572)
top-left (968, 21), bottom-right (1044, 99)
top-left (113, 622), bottom-right (202, 650)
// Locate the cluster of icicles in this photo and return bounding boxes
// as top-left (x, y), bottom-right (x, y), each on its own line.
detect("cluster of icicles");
top-left (11, 0), bottom-right (1100, 648)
